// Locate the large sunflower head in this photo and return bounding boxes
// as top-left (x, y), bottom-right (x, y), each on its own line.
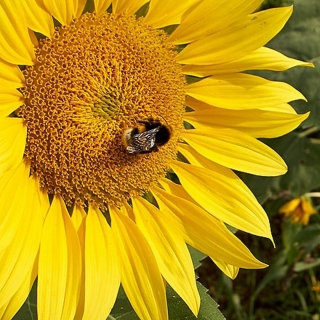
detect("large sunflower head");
top-left (0, 0), bottom-right (311, 319)
top-left (17, 10), bottom-right (185, 209)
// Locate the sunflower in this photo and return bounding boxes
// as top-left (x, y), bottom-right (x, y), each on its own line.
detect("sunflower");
top-left (0, 0), bottom-right (311, 319)
top-left (279, 196), bottom-right (317, 225)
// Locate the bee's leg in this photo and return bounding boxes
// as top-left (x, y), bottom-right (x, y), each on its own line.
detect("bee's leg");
top-left (139, 145), bottom-right (159, 154)
top-left (150, 145), bottom-right (159, 152)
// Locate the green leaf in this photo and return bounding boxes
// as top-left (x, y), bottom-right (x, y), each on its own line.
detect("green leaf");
top-left (281, 218), bottom-right (301, 264)
top-left (294, 224), bottom-right (320, 253)
top-left (110, 283), bottom-right (225, 319)
top-left (294, 258), bottom-right (320, 272)
top-left (166, 283), bottom-right (225, 320)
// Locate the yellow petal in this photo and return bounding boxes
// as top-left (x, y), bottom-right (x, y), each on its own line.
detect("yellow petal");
top-left (0, 259), bottom-right (37, 319)
top-left (94, 0), bottom-right (112, 15)
top-left (0, 163), bottom-right (48, 308)
top-left (38, 195), bottom-right (81, 320)
top-left (177, 7), bottom-right (292, 64)
top-left (0, 89), bottom-right (23, 118)
top-left (0, 0), bottom-right (36, 65)
top-left (186, 96), bottom-right (213, 111)
top-left (301, 199), bottom-right (317, 215)
top-left (170, 156), bottom-right (273, 240)
top-left (186, 73), bottom-right (305, 110)
top-left (181, 128), bottom-right (287, 176)
top-left (3, 96), bottom-right (22, 115)
top-left (82, 206), bottom-right (120, 320)
top-left (76, 0), bottom-right (87, 17)
top-left (187, 96), bottom-right (298, 114)
top-left (28, 29), bottom-right (39, 49)
top-left (110, 206), bottom-right (168, 320)
top-left (71, 205), bottom-right (86, 320)
top-left (183, 47), bottom-right (313, 77)
top-left (168, 0), bottom-right (263, 44)
top-left (42, 0), bottom-right (78, 25)
top-left (112, 0), bottom-right (149, 15)
top-left (0, 118), bottom-right (26, 176)
top-left (0, 58), bottom-right (24, 88)
top-left (261, 104), bottom-right (296, 113)
top-left (71, 204), bottom-right (86, 233)
top-left (21, 0), bottom-right (54, 38)
top-left (153, 185), bottom-right (267, 269)
top-left (211, 258), bottom-right (239, 279)
top-left (132, 196), bottom-right (200, 316)
top-left (279, 198), bottom-right (300, 214)
top-left (144, 0), bottom-right (200, 28)
top-left (184, 108), bottom-right (309, 138)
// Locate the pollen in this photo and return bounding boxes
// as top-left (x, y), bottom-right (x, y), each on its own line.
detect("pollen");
top-left (17, 12), bottom-right (185, 209)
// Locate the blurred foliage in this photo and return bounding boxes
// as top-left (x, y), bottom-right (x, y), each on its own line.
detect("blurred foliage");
top-left (261, 0), bottom-right (294, 9)
top-left (197, 0), bottom-right (320, 319)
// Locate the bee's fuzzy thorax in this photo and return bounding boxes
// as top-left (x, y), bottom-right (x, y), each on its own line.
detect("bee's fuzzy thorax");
top-left (123, 118), bottom-right (171, 154)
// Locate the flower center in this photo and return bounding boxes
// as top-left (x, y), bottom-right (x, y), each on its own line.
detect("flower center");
top-left (18, 12), bottom-right (185, 209)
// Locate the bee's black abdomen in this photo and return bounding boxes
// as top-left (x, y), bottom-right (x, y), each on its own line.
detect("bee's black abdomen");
top-left (155, 125), bottom-right (171, 146)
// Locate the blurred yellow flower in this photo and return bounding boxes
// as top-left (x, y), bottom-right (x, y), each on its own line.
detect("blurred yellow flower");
top-left (279, 196), bottom-right (317, 225)
top-left (311, 282), bottom-right (320, 293)
top-left (0, 0), bottom-right (311, 319)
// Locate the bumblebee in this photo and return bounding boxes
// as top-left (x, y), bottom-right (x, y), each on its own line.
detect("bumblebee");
top-left (123, 118), bottom-right (171, 154)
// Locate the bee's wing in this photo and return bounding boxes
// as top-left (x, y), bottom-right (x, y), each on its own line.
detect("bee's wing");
top-left (127, 127), bottom-right (159, 154)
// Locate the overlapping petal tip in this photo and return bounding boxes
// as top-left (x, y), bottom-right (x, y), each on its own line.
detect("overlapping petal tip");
top-left (76, 0), bottom-right (87, 17)
top-left (0, 59), bottom-right (24, 88)
top-left (211, 258), bottom-right (239, 279)
top-left (110, 205), bottom-right (168, 320)
top-left (186, 96), bottom-right (305, 115)
top-left (39, 0), bottom-right (78, 26)
top-left (0, 118), bottom-right (27, 176)
top-left (71, 205), bottom-right (86, 320)
top-left (153, 184), bottom-right (268, 269)
top-left (260, 104), bottom-right (297, 113)
top-left (183, 47), bottom-right (314, 77)
top-left (0, 0), bottom-right (36, 65)
top-left (0, 88), bottom-right (24, 118)
top-left (71, 204), bottom-right (86, 233)
top-left (38, 195), bottom-right (81, 320)
top-left (94, 0), bottom-right (112, 15)
top-left (144, 0), bottom-right (200, 28)
top-left (181, 128), bottom-right (287, 176)
top-left (112, 0), bottom-right (149, 15)
top-left (0, 262), bottom-right (37, 319)
top-left (21, 0), bottom-right (54, 38)
top-left (81, 206), bottom-right (120, 320)
top-left (174, 145), bottom-right (274, 242)
top-left (0, 162), bottom-right (48, 314)
top-left (132, 196), bottom-right (200, 316)
top-left (183, 108), bottom-right (309, 138)
top-left (185, 73), bottom-right (306, 110)
top-left (177, 6), bottom-right (293, 65)
top-left (168, 0), bottom-right (263, 44)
